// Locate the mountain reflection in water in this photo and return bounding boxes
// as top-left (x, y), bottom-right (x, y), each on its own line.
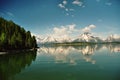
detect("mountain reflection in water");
top-left (38, 44), bottom-right (120, 65)
top-left (0, 44), bottom-right (120, 80)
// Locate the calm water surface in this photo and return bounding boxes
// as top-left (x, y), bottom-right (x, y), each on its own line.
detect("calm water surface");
top-left (0, 44), bottom-right (120, 80)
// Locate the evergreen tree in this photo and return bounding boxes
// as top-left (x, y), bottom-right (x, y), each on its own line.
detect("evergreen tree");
top-left (0, 17), bottom-right (37, 51)
top-left (0, 33), bottom-right (7, 48)
top-left (32, 36), bottom-right (37, 48)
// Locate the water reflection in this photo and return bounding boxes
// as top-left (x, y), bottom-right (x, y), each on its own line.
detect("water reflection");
top-left (106, 44), bottom-right (120, 52)
top-left (0, 50), bottom-right (37, 80)
top-left (38, 44), bottom-right (120, 65)
top-left (0, 44), bottom-right (120, 80)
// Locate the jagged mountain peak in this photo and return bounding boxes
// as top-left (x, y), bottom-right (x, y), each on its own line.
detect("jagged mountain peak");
top-left (73, 32), bottom-right (102, 43)
top-left (36, 33), bottom-right (120, 44)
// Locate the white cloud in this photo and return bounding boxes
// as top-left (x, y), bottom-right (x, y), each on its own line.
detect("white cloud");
top-left (63, 0), bottom-right (67, 5)
top-left (0, 11), bottom-right (14, 17)
top-left (58, 1), bottom-right (68, 12)
top-left (113, 34), bottom-right (120, 39)
top-left (65, 8), bottom-right (69, 11)
top-left (69, 9), bottom-right (74, 11)
top-left (52, 26), bottom-right (70, 41)
top-left (71, 15), bottom-right (75, 17)
top-left (39, 24), bottom-right (117, 43)
top-left (82, 5), bottom-right (85, 8)
top-left (72, 0), bottom-right (83, 6)
top-left (68, 24), bottom-right (76, 31)
top-left (66, 13), bottom-right (69, 16)
top-left (58, 0), bottom-right (85, 17)
top-left (58, 4), bottom-right (65, 8)
top-left (58, 0), bottom-right (67, 9)
top-left (53, 24), bottom-right (76, 35)
top-left (96, 0), bottom-right (100, 2)
top-left (42, 24), bottom-right (96, 41)
top-left (44, 24), bottom-right (77, 42)
top-left (7, 12), bottom-right (14, 17)
top-left (105, 2), bottom-right (112, 6)
top-left (58, 0), bottom-right (84, 9)
top-left (53, 26), bottom-right (68, 35)
top-left (37, 24), bottom-right (120, 43)
top-left (82, 24), bottom-right (96, 33)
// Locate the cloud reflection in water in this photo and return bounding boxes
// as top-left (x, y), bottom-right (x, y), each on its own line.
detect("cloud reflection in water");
top-left (37, 44), bottom-right (120, 65)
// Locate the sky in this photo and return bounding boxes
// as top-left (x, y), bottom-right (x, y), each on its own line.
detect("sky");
top-left (0, 0), bottom-right (120, 39)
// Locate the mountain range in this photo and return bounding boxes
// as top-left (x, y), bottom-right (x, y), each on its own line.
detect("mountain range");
top-left (36, 32), bottom-right (120, 44)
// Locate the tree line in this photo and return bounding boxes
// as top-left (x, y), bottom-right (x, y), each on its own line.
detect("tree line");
top-left (0, 17), bottom-right (37, 51)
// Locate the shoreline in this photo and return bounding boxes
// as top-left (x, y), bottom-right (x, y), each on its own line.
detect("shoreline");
top-left (0, 47), bottom-right (39, 54)
top-left (51, 42), bottom-right (120, 46)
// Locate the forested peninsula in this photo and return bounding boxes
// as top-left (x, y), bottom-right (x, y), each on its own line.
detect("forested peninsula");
top-left (0, 17), bottom-right (37, 51)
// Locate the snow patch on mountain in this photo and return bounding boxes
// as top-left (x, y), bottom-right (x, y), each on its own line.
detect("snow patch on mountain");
top-left (73, 32), bottom-right (103, 43)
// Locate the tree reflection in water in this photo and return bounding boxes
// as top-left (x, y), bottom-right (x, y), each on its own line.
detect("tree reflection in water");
top-left (0, 50), bottom-right (37, 80)
top-left (0, 44), bottom-right (120, 80)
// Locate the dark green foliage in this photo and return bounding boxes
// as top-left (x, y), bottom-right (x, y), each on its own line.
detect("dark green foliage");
top-left (0, 50), bottom-right (37, 80)
top-left (0, 17), bottom-right (37, 51)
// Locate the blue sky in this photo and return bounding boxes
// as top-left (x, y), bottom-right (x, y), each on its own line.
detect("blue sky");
top-left (0, 0), bottom-right (120, 38)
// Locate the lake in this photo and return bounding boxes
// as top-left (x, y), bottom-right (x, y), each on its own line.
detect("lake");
top-left (0, 44), bottom-right (120, 80)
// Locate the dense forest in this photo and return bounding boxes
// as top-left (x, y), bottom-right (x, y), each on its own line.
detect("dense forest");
top-left (0, 17), bottom-right (37, 51)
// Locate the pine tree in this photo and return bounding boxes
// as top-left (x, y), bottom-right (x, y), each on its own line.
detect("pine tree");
top-left (0, 17), bottom-right (37, 51)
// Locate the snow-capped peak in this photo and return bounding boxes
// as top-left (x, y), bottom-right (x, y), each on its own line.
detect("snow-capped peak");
top-left (73, 32), bottom-right (103, 43)
top-left (35, 33), bottom-right (120, 44)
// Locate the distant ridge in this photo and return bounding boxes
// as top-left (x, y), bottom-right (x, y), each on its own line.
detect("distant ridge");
top-left (36, 32), bottom-right (120, 44)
